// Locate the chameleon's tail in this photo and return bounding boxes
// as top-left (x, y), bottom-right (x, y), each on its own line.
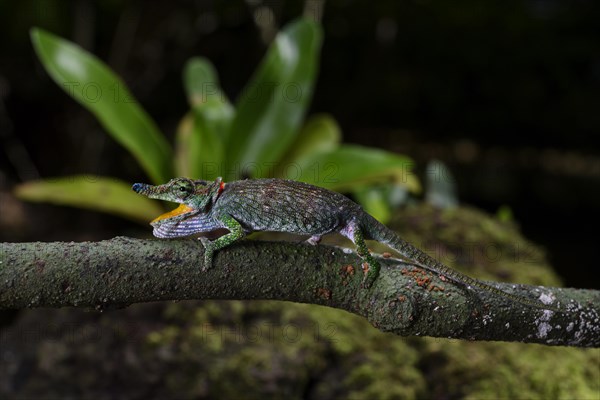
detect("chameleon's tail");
top-left (359, 213), bottom-right (560, 312)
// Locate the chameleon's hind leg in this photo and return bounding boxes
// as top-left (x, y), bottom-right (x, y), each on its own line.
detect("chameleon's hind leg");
top-left (306, 235), bottom-right (322, 246)
top-left (199, 214), bottom-right (245, 271)
top-left (340, 221), bottom-right (380, 288)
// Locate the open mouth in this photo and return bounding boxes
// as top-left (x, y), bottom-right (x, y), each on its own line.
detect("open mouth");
top-left (151, 204), bottom-right (196, 224)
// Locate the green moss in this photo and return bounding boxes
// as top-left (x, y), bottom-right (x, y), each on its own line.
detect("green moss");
top-left (416, 338), bottom-right (599, 400)
top-left (389, 204), bottom-right (562, 286)
top-left (143, 300), bottom-right (424, 398)
top-left (144, 296), bottom-right (598, 399)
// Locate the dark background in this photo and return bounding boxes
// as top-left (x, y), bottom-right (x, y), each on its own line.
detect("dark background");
top-left (1, 0), bottom-right (599, 289)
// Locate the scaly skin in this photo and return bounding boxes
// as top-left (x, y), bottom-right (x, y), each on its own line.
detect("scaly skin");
top-left (132, 177), bottom-right (559, 310)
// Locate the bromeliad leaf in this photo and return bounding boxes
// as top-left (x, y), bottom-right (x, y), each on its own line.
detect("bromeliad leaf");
top-left (425, 160), bottom-right (458, 208)
top-left (174, 113), bottom-right (195, 178)
top-left (295, 144), bottom-right (421, 193)
top-left (274, 114), bottom-right (340, 178)
top-left (178, 57), bottom-right (234, 178)
top-left (30, 28), bottom-right (173, 184)
top-left (352, 184), bottom-right (409, 224)
top-left (174, 111), bottom-right (223, 180)
top-left (183, 57), bottom-right (234, 140)
top-left (352, 186), bottom-right (393, 223)
top-left (224, 19), bottom-right (322, 180)
top-left (14, 176), bottom-right (164, 223)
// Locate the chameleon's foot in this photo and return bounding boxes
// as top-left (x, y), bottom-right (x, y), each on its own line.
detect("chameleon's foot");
top-left (339, 223), bottom-right (380, 289)
top-left (360, 261), bottom-right (380, 289)
top-left (199, 237), bottom-right (214, 271)
top-left (306, 235), bottom-right (322, 246)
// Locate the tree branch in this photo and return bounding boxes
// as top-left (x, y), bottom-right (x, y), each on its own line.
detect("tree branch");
top-left (1, 238), bottom-right (598, 347)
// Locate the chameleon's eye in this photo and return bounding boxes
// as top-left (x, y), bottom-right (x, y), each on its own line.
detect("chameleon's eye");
top-left (172, 179), bottom-right (193, 199)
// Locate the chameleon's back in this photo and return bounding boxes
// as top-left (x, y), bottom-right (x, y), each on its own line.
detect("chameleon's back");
top-left (215, 179), bottom-right (361, 235)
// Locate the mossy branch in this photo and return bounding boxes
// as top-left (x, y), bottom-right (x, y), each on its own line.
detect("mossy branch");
top-left (1, 238), bottom-right (598, 348)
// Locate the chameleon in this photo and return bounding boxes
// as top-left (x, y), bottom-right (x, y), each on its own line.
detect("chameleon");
top-left (132, 177), bottom-right (559, 311)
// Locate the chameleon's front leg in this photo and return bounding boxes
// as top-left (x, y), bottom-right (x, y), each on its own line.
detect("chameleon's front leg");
top-left (199, 214), bottom-right (245, 271)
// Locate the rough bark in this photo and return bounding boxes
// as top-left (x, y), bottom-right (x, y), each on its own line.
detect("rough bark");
top-left (1, 238), bottom-right (598, 347)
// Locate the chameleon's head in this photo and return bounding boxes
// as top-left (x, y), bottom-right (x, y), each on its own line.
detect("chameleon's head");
top-left (132, 177), bottom-right (194, 203)
top-left (132, 177), bottom-right (224, 224)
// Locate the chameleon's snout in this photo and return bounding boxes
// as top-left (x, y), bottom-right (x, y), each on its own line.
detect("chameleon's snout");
top-left (132, 183), bottom-right (152, 194)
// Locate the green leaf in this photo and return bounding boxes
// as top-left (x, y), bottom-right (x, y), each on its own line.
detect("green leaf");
top-left (353, 186), bottom-right (393, 223)
top-left (174, 112), bottom-right (223, 180)
top-left (177, 58), bottom-right (233, 179)
top-left (174, 113), bottom-right (195, 178)
top-left (30, 28), bottom-right (173, 184)
top-left (225, 18), bottom-right (322, 180)
top-left (14, 176), bottom-right (164, 223)
top-left (352, 184), bottom-right (410, 224)
top-left (295, 144), bottom-right (421, 193)
top-left (496, 205), bottom-right (514, 222)
top-left (274, 114), bottom-right (340, 178)
top-left (425, 159), bottom-right (458, 208)
top-left (183, 57), bottom-right (234, 140)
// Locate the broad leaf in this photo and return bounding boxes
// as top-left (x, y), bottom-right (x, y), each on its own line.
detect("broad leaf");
top-left (425, 160), bottom-right (458, 208)
top-left (30, 28), bottom-right (173, 184)
top-left (183, 57), bottom-right (234, 140)
top-left (353, 184), bottom-right (410, 224)
top-left (225, 19), bottom-right (322, 180)
top-left (352, 186), bottom-right (393, 223)
top-left (174, 113), bottom-right (195, 178)
top-left (14, 176), bottom-right (163, 223)
top-left (174, 112), bottom-right (223, 180)
top-left (274, 114), bottom-right (340, 178)
top-left (295, 144), bottom-right (421, 193)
